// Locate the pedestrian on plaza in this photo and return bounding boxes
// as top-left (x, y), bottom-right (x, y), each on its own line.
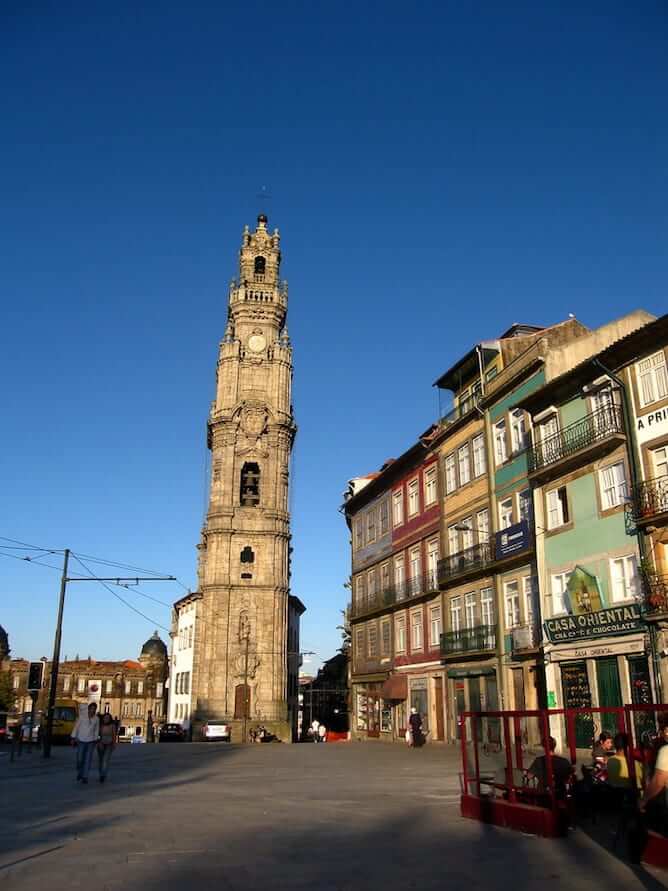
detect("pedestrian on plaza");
top-left (71, 703), bottom-right (100, 784)
top-left (310, 719), bottom-right (320, 742)
top-left (409, 707), bottom-right (424, 747)
top-left (97, 712), bottom-right (117, 784)
top-left (318, 723), bottom-right (327, 744)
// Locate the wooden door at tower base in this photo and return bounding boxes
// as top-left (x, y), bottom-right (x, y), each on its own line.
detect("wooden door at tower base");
top-left (234, 684), bottom-right (251, 719)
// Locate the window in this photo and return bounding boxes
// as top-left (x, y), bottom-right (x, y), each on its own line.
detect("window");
top-left (424, 466), bottom-right (437, 506)
top-left (429, 605), bottom-right (442, 647)
top-left (652, 446), bottom-right (668, 480)
top-left (592, 385), bottom-right (615, 413)
top-left (156, 682), bottom-right (163, 697)
top-left (637, 351), bottom-right (668, 407)
top-left (184, 673), bottom-right (191, 694)
top-left (63, 676), bottom-right (71, 692)
top-left (253, 255), bottom-right (266, 277)
top-left (458, 443), bottom-right (471, 486)
top-left (13, 675), bottom-right (19, 690)
top-left (523, 576), bottom-right (536, 627)
top-left (394, 555), bottom-right (405, 598)
top-left (445, 453), bottom-right (457, 493)
top-left (547, 486), bottom-right (569, 529)
top-left (486, 365), bottom-right (498, 382)
top-left (367, 569), bottom-right (377, 604)
top-left (411, 610), bottom-right (423, 650)
top-left (240, 462), bottom-right (260, 507)
top-left (599, 462), bottom-right (628, 510)
top-left (518, 489), bottom-right (532, 524)
top-left (450, 597), bottom-right (462, 632)
top-left (504, 580), bottom-right (521, 629)
top-left (367, 509), bottom-right (376, 543)
top-left (125, 679), bottom-right (131, 695)
top-left (473, 434), bottom-right (486, 477)
top-left (494, 419), bottom-right (508, 465)
top-left (137, 681), bottom-right (144, 695)
top-left (379, 500), bottom-right (389, 535)
top-left (510, 410), bottom-right (529, 454)
top-left (380, 562), bottom-right (390, 594)
top-left (480, 587), bottom-right (494, 627)
top-left (368, 624), bottom-right (378, 658)
top-left (551, 572), bottom-right (570, 616)
top-left (477, 509), bottom-right (490, 542)
top-left (355, 629), bottom-right (366, 664)
top-left (610, 555), bottom-right (640, 603)
top-left (392, 490), bottom-right (404, 526)
top-left (105, 679), bottom-right (112, 694)
top-left (448, 524), bottom-right (459, 555)
top-left (409, 547), bottom-right (421, 586)
top-left (499, 498), bottom-right (513, 530)
top-left (355, 575), bottom-right (365, 609)
top-left (464, 592), bottom-right (476, 628)
top-left (408, 478), bottom-right (419, 516)
top-left (461, 518), bottom-right (474, 550)
top-left (427, 539), bottom-right (439, 587)
top-left (188, 626), bottom-right (193, 647)
top-left (355, 519), bottom-right (364, 550)
top-left (381, 620), bottom-right (391, 656)
top-left (77, 678), bottom-right (85, 693)
top-left (395, 615), bottom-right (406, 653)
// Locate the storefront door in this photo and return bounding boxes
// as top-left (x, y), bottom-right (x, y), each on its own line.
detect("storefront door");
top-left (468, 677), bottom-right (482, 741)
top-left (367, 696), bottom-right (380, 738)
top-left (486, 675), bottom-right (500, 746)
top-left (629, 656), bottom-right (654, 740)
top-left (455, 682), bottom-right (465, 741)
top-left (561, 661), bottom-right (593, 748)
top-left (434, 677), bottom-right (445, 742)
top-left (596, 657), bottom-right (622, 735)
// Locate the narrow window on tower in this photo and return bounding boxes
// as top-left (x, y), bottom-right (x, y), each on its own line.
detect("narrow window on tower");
top-left (240, 462), bottom-right (261, 507)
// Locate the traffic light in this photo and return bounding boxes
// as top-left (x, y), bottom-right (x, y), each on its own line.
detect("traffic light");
top-left (27, 661), bottom-right (45, 692)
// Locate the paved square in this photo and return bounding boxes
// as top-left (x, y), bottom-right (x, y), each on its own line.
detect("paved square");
top-left (0, 742), bottom-right (665, 890)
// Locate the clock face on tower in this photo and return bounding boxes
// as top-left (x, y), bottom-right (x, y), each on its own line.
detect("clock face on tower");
top-left (247, 333), bottom-right (266, 353)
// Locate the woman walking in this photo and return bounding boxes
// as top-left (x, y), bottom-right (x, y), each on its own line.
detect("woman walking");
top-left (97, 712), bottom-right (117, 783)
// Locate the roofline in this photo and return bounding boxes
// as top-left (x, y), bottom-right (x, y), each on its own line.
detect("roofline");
top-left (515, 313), bottom-right (668, 414)
top-left (289, 594), bottom-right (307, 615)
top-left (172, 591), bottom-right (203, 610)
top-left (343, 439), bottom-right (428, 514)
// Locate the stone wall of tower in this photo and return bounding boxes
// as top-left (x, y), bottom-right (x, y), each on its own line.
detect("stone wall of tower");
top-left (190, 215), bottom-right (298, 741)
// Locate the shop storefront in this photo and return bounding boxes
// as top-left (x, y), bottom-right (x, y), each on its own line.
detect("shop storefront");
top-left (544, 602), bottom-right (654, 748)
top-left (446, 665), bottom-right (500, 745)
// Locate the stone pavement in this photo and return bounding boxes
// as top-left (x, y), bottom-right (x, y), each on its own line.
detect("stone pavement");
top-left (0, 741), bottom-right (666, 890)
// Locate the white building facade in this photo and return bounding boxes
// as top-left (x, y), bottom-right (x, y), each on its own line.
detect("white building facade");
top-left (168, 591), bottom-right (202, 729)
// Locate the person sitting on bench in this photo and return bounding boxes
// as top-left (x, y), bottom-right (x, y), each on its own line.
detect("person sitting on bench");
top-left (526, 737), bottom-right (572, 798)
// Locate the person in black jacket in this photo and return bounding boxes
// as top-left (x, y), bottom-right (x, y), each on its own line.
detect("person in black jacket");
top-left (409, 708), bottom-right (424, 747)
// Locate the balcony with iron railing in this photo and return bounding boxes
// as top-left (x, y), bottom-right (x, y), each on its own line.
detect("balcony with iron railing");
top-left (438, 395), bottom-right (481, 430)
top-left (510, 622), bottom-right (542, 655)
top-left (440, 625), bottom-right (496, 657)
top-left (641, 570), bottom-right (668, 617)
top-left (630, 476), bottom-right (668, 524)
top-left (528, 404), bottom-right (624, 477)
top-left (437, 542), bottom-right (494, 587)
top-left (350, 572), bottom-right (439, 619)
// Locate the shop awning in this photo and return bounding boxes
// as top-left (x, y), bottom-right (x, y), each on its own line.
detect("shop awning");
top-left (380, 674), bottom-right (408, 700)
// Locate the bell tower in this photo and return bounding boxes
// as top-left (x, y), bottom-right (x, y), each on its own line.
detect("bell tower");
top-left (190, 214), bottom-right (298, 741)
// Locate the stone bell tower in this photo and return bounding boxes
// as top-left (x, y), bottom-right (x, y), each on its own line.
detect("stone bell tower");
top-left (190, 214), bottom-right (298, 742)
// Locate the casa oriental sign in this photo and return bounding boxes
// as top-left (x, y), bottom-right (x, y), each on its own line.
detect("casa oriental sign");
top-left (544, 603), bottom-right (642, 644)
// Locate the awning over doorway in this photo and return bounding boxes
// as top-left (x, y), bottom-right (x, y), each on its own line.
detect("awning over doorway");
top-left (380, 674), bottom-right (408, 700)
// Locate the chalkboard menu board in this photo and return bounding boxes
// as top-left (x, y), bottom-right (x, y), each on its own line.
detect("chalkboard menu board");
top-left (630, 657), bottom-right (652, 706)
top-left (561, 661), bottom-right (593, 748)
top-left (561, 662), bottom-right (592, 709)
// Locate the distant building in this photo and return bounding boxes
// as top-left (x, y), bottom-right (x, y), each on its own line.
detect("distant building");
top-left (168, 591), bottom-right (202, 729)
top-left (299, 652), bottom-right (349, 740)
top-left (1, 630), bottom-right (168, 741)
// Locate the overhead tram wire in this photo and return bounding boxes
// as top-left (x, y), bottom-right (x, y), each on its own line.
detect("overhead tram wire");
top-left (0, 535), bottom-right (63, 552)
top-left (0, 550), bottom-right (69, 572)
top-left (70, 553), bottom-right (171, 634)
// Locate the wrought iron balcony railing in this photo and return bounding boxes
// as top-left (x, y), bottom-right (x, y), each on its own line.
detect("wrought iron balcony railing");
top-left (510, 622), bottom-right (541, 653)
top-left (642, 571), bottom-right (668, 615)
top-left (528, 404), bottom-right (624, 473)
top-left (630, 476), bottom-right (668, 522)
top-left (440, 625), bottom-right (496, 656)
top-left (438, 542), bottom-right (493, 586)
top-left (350, 572), bottom-right (440, 619)
top-left (438, 395), bottom-right (481, 429)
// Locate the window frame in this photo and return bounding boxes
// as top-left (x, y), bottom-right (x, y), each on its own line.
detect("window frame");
top-left (407, 478), bottom-right (420, 517)
top-left (494, 419), bottom-right (508, 466)
top-left (410, 609), bottom-right (423, 651)
top-left (429, 604), bottom-right (442, 647)
top-left (395, 615), bottom-right (406, 653)
top-left (609, 554), bottom-right (640, 603)
top-left (424, 465), bottom-right (438, 506)
top-left (392, 490), bottom-right (404, 527)
top-left (637, 350), bottom-right (668, 408)
top-left (546, 486), bottom-right (569, 530)
top-left (445, 453), bottom-right (457, 494)
top-left (498, 498), bottom-right (513, 530)
top-left (504, 579), bottom-right (521, 629)
top-left (458, 442), bottom-right (471, 486)
top-left (599, 460), bottom-right (628, 511)
top-left (473, 433), bottom-right (486, 477)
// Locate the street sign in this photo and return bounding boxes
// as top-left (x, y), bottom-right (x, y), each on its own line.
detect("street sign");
top-left (27, 661), bottom-right (45, 692)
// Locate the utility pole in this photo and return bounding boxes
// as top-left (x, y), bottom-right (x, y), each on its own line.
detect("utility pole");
top-left (43, 548), bottom-right (69, 759)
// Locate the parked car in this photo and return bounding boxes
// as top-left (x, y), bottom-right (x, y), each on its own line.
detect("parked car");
top-left (159, 723), bottom-right (186, 743)
top-left (202, 721), bottom-right (231, 742)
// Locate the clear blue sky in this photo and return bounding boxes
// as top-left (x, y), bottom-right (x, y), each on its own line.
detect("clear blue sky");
top-left (2, 2), bottom-right (666, 670)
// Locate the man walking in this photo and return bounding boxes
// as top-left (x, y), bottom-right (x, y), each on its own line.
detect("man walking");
top-left (71, 703), bottom-right (99, 784)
